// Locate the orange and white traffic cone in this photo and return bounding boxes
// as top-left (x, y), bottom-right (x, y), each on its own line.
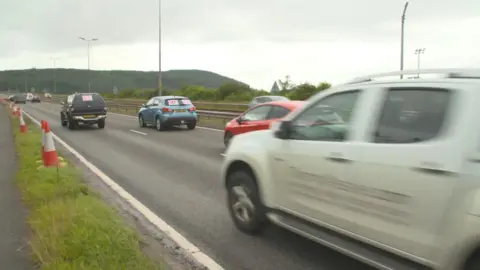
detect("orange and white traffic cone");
top-left (15, 106), bottom-right (20, 117)
top-left (11, 105), bottom-right (16, 116)
top-left (41, 120), bottom-right (46, 163)
top-left (19, 110), bottom-right (27, 133)
top-left (43, 121), bottom-right (59, 167)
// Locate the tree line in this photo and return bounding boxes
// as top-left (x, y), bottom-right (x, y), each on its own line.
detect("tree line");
top-left (104, 76), bottom-right (332, 102)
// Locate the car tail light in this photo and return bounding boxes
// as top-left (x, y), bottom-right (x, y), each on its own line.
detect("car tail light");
top-left (162, 107), bottom-right (173, 112)
top-left (188, 106), bottom-right (196, 112)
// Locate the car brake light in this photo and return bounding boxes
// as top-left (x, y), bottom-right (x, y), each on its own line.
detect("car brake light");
top-left (188, 106), bottom-right (196, 112)
top-left (162, 107), bottom-right (173, 112)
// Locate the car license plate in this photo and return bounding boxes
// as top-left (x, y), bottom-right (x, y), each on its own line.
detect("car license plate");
top-left (83, 115), bottom-right (96, 118)
top-left (175, 109), bottom-right (187, 113)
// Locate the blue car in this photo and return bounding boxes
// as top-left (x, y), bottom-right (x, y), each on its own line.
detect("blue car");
top-left (138, 96), bottom-right (198, 131)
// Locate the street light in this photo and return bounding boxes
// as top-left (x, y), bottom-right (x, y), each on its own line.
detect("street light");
top-left (49, 57), bottom-right (60, 93)
top-left (400, 1), bottom-right (409, 79)
top-left (78, 37), bottom-right (98, 92)
top-left (414, 48), bottom-right (426, 78)
top-left (158, 0), bottom-right (162, 96)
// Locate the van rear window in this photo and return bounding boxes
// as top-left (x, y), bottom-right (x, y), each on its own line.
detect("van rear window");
top-left (73, 94), bottom-right (105, 106)
top-left (165, 98), bottom-right (192, 106)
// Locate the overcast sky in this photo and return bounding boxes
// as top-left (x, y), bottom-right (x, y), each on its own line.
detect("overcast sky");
top-left (1, 0), bottom-right (478, 89)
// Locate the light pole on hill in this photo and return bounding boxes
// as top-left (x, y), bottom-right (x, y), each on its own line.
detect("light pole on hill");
top-left (414, 48), bottom-right (426, 78)
top-left (49, 57), bottom-right (60, 93)
top-left (400, 1), bottom-right (409, 79)
top-left (158, 0), bottom-right (163, 96)
top-left (78, 37), bottom-right (98, 92)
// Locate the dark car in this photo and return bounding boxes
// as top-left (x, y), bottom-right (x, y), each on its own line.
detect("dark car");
top-left (60, 93), bottom-right (107, 130)
top-left (13, 94), bottom-right (26, 104)
top-left (31, 95), bottom-right (41, 103)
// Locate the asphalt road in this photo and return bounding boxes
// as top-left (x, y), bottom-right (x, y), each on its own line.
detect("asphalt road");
top-left (22, 102), bottom-right (374, 270)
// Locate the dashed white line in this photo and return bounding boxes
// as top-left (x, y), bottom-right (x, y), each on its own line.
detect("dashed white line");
top-left (22, 110), bottom-right (225, 270)
top-left (129, 129), bottom-right (147, 135)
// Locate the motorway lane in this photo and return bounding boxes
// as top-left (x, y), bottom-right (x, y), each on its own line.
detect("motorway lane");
top-left (23, 102), bottom-right (374, 270)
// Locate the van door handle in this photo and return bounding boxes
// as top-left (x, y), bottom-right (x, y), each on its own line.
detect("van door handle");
top-left (412, 167), bottom-right (453, 176)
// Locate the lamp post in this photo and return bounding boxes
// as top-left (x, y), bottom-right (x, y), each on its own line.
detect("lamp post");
top-left (400, 1), bottom-right (409, 79)
top-left (49, 57), bottom-right (60, 93)
top-left (78, 37), bottom-right (98, 92)
top-left (414, 48), bottom-right (426, 78)
top-left (157, 0), bottom-right (163, 96)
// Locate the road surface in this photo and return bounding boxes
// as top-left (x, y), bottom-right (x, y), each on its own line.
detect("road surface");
top-left (22, 102), bottom-right (374, 270)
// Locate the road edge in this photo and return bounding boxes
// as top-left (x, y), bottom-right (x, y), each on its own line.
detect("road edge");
top-left (22, 110), bottom-right (225, 270)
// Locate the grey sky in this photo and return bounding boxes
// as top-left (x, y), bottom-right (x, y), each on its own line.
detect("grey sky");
top-left (0, 0), bottom-right (479, 88)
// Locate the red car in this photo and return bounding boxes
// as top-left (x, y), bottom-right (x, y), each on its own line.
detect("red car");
top-left (223, 100), bottom-right (305, 147)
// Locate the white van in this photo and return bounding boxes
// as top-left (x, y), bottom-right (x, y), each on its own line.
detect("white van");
top-left (221, 69), bottom-right (480, 270)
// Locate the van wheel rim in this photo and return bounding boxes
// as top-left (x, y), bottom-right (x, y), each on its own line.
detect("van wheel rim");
top-left (231, 186), bottom-right (255, 223)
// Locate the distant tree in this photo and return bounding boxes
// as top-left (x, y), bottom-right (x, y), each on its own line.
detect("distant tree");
top-left (278, 75), bottom-right (295, 94)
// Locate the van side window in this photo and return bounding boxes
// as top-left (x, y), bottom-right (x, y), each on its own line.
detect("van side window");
top-left (373, 88), bottom-right (450, 144)
top-left (288, 91), bottom-right (360, 142)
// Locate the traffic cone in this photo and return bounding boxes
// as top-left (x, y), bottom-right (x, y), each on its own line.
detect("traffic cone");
top-left (43, 121), bottom-right (59, 167)
top-left (41, 120), bottom-right (45, 162)
top-left (19, 111), bottom-right (27, 133)
top-left (11, 105), bottom-right (16, 116)
top-left (15, 106), bottom-right (20, 117)
top-left (36, 120), bottom-right (46, 165)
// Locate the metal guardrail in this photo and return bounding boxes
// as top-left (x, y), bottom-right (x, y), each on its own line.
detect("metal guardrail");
top-left (44, 96), bottom-right (240, 126)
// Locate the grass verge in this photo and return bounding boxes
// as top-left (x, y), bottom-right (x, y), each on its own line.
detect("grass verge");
top-left (9, 110), bottom-right (163, 270)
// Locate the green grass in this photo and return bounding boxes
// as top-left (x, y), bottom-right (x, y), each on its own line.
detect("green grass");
top-left (107, 106), bottom-right (231, 130)
top-left (9, 111), bottom-right (163, 270)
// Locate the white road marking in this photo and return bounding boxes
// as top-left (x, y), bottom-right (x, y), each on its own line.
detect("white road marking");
top-left (129, 129), bottom-right (147, 135)
top-left (22, 111), bottom-right (225, 270)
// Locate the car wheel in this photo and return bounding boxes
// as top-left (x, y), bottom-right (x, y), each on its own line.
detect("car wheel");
top-left (139, 115), bottom-right (146, 127)
top-left (155, 117), bottom-right (164, 131)
top-left (98, 119), bottom-right (105, 129)
top-left (224, 132), bottom-right (233, 148)
top-left (187, 122), bottom-right (196, 130)
top-left (67, 117), bottom-right (77, 130)
top-left (226, 170), bottom-right (269, 235)
top-left (60, 114), bottom-right (67, 127)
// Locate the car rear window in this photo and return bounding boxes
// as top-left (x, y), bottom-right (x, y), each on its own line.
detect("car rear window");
top-left (164, 98), bottom-right (192, 106)
top-left (73, 94), bottom-right (105, 107)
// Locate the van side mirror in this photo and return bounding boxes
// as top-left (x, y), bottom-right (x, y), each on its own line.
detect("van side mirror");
top-left (273, 120), bottom-right (291, 139)
top-left (236, 117), bottom-right (242, 125)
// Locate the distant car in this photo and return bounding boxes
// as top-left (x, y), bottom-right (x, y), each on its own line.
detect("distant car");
top-left (8, 95), bottom-right (15, 101)
top-left (44, 93), bottom-right (52, 99)
top-left (13, 94), bottom-right (26, 104)
top-left (223, 100), bottom-right (305, 148)
top-left (138, 96), bottom-right (197, 131)
top-left (31, 95), bottom-right (41, 103)
top-left (248, 95), bottom-right (290, 109)
top-left (60, 93), bottom-right (107, 130)
top-left (26, 93), bottom-right (33, 101)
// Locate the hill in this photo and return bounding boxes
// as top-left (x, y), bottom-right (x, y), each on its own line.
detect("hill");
top-left (0, 68), bottom-right (248, 94)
